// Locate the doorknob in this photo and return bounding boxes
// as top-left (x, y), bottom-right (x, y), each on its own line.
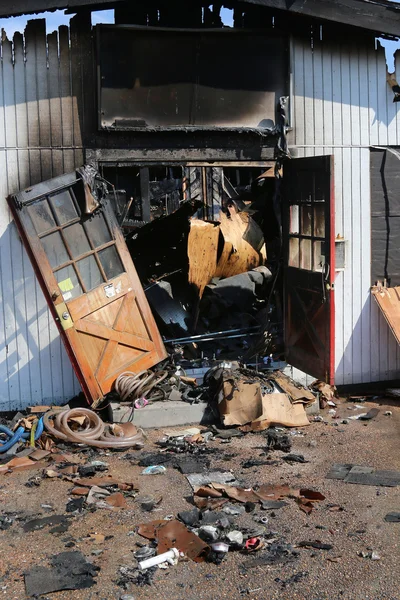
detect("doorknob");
top-left (55, 302), bottom-right (74, 331)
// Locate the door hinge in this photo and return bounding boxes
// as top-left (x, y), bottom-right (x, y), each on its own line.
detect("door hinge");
top-left (55, 302), bottom-right (74, 331)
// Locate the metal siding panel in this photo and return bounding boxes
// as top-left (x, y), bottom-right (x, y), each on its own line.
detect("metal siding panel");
top-left (331, 45), bottom-right (343, 146)
top-left (358, 46), bottom-right (370, 147)
top-left (313, 42), bottom-right (324, 147)
top-left (303, 40), bottom-right (315, 146)
top-left (0, 150), bottom-right (12, 409)
top-left (48, 31), bottom-right (63, 148)
top-left (341, 148), bottom-right (353, 382)
top-left (14, 32), bottom-right (29, 150)
top-left (340, 46), bottom-right (352, 147)
top-left (2, 36), bottom-right (17, 149)
top-left (349, 45), bottom-right (361, 146)
top-left (59, 25), bottom-right (74, 150)
top-left (0, 21), bottom-right (81, 409)
top-left (386, 59), bottom-right (398, 147)
top-left (35, 20), bottom-right (52, 148)
top-left (322, 43), bottom-right (333, 148)
top-left (360, 148), bottom-right (372, 383)
top-left (377, 46), bottom-right (388, 146)
top-left (63, 148), bottom-right (76, 173)
top-left (25, 21), bottom-right (40, 149)
top-left (350, 148), bottom-right (362, 381)
top-left (70, 16), bottom-right (83, 148)
top-left (367, 43), bottom-right (379, 145)
top-left (293, 39), bottom-right (305, 147)
top-left (51, 148), bottom-right (64, 177)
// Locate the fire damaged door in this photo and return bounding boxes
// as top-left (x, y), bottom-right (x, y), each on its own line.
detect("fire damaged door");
top-left (283, 156), bottom-right (335, 384)
top-left (8, 172), bottom-right (167, 405)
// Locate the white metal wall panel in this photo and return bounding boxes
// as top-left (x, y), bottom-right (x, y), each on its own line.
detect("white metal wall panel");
top-left (291, 36), bottom-right (400, 384)
top-left (0, 20), bottom-right (82, 410)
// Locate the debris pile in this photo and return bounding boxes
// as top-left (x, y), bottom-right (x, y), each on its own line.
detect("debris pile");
top-left (212, 366), bottom-right (315, 430)
top-left (128, 191), bottom-right (280, 364)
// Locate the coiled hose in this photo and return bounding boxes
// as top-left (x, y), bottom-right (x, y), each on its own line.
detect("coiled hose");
top-left (43, 408), bottom-right (144, 449)
top-left (114, 370), bottom-right (169, 402)
top-left (0, 418), bottom-right (44, 453)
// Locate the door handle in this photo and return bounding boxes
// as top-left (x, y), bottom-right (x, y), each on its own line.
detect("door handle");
top-left (55, 302), bottom-right (74, 331)
top-left (321, 262), bottom-right (330, 303)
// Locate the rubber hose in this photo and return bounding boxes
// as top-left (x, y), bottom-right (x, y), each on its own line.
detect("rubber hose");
top-left (115, 370), bottom-right (169, 402)
top-left (44, 409), bottom-right (144, 449)
top-left (0, 417), bottom-right (44, 452)
top-left (0, 426), bottom-right (26, 453)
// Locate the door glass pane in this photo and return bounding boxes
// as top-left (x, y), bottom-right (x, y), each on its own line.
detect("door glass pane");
top-left (289, 237), bottom-right (299, 267)
top-left (314, 172), bottom-right (326, 202)
top-left (98, 246), bottom-right (124, 280)
top-left (77, 255), bottom-right (103, 291)
top-left (289, 205), bottom-right (299, 234)
top-left (85, 213), bottom-right (112, 248)
top-left (63, 223), bottom-right (91, 258)
top-left (313, 241), bottom-right (325, 272)
top-left (314, 204), bottom-right (325, 237)
top-left (300, 204), bottom-right (312, 236)
top-left (300, 238), bottom-right (312, 270)
top-left (41, 231), bottom-right (69, 268)
top-left (55, 265), bottom-right (83, 301)
top-left (49, 190), bottom-right (78, 225)
top-left (28, 199), bottom-right (56, 234)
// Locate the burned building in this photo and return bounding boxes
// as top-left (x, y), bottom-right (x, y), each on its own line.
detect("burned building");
top-left (1, 0), bottom-right (400, 408)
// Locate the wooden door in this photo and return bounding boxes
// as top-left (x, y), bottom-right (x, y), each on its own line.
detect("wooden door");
top-left (8, 172), bottom-right (167, 405)
top-left (283, 156), bottom-right (335, 384)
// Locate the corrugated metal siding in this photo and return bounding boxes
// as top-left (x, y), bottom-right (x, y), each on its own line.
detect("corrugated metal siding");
top-left (0, 19), bottom-right (83, 409)
top-left (291, 36), bottom-right (400, 384)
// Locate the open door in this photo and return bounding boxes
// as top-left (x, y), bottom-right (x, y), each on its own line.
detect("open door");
top-left (283, 156), bottom-right (335, 384)
top-left (8, 172), bottom-right (167, 405)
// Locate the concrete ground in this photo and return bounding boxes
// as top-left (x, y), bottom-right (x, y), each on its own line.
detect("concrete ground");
top-left (0, 397), bottom-right (399, 600)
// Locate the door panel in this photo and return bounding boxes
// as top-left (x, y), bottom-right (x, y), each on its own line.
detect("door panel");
top-left (8, 171), bottom-right (167, 405)
top-left (284, 156), bottom-right (335, 384)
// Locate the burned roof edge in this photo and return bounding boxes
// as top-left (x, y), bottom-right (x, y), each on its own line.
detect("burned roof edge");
top-left (0, 0), bottom-right (399, 38)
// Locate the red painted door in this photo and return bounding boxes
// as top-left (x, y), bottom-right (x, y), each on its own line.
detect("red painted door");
top-left (284, 156), bottom-right (335, 384)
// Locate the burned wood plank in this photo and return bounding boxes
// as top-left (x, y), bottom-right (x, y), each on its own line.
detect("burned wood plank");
top-left (188, 220), bottom-right (220, 299)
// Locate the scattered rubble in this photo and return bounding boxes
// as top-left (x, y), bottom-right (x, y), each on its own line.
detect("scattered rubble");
top-left (24, 551), bottom-right (99, 596)
top-left (326, 464), bottom-right (400, 487)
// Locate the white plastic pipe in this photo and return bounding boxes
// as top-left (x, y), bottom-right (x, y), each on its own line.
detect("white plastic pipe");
top-left (139, 548), bottom-right (179, 570)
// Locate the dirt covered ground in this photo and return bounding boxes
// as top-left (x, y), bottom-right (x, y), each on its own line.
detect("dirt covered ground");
top-left (0, 397), bottom-right (399, 600)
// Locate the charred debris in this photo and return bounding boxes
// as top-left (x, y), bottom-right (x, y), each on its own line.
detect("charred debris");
top-left (107, 163), bottom-right (283, 369)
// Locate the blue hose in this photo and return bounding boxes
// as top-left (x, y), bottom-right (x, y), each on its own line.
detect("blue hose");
top-left (0, 417), bottom-right (44, 453)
